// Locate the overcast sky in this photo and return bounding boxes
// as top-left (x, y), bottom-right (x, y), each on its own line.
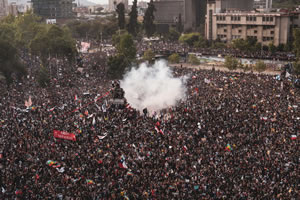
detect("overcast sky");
top-left (89, 0), bottom-right (149, 5)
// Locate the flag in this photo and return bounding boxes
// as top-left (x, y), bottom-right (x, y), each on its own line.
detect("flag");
top-left (155, 126), bottom-right (160, 133)
top-left (126, 171), bottom-right (133, 176)
top-left (159, 129), bottom-right (164, 135)
top-left (74, 95), bottom-right (78, 101)
top-left (291, 135), bottom-right (297, 140)
top-left (225, 144), bottom-right (232, 151)
top-left (97, 133), bottom-right (107, 140)
top-left (48, 107), bottom-right (55, 112)
top-left (204, 78), bottom-right (211, 84)
top-left (56, 167), bottom-right (65, 173)
top-left (86, 179), bottom-right (94, 185)
top-left (119, 162), bottom-right (128, 169)
top-left (286, 72), bottom-right (291, 78)
top-left (183, 145), bottom-right (188, 152)
top-left (92, 117), bottom-right (96, 125)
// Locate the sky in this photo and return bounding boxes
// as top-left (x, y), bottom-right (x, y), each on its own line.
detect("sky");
top-left (89, 0), bottom-right (149, 5)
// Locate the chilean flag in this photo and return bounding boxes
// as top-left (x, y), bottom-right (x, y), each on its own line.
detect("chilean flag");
top-left (291, 135), bottom-right (297, 140)
top-left (183, 145), bottom-right (188, 152)
top-left (119, 161), bottom-right (128, 169)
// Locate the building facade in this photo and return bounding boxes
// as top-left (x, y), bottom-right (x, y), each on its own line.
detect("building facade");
top-left (31, 0), bottom-right (75, 18)
top-left (0, 0), bottom-right (8, 18)
top-left (253, 0), bottom-right (272, 10)
top-left (108, 0), bottom-right (128, 11)
top-left (153, 0), bottom-right (207, 33)
top-left (206, 1), bottom-right (300, 46)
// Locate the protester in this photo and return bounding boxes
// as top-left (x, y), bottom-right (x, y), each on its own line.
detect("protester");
top-left (0, 46), bottom-right (299, 199)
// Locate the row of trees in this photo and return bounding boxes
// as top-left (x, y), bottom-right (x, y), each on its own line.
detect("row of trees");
top-left (116, 0), bottom-right (156, 38)
top-left (0, 12), bottom-right (77, 86)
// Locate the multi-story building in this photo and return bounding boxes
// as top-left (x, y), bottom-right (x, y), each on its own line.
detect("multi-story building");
top-left (108, 0), bottom-right (128, 11)
top-left (206, 1), bottom-right (300, 46)
top-left (31, 0), bottom-right (75, 18)
top-left (253, 0), bottom-right (272, 10)
top-left (153, 0), bottom-right (207, 33)
top-left (0, 0), bottom-right (8, 18)
top-left (8, 2), bottom-right (17, 16)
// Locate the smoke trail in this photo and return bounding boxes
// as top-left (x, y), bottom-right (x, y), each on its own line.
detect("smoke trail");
top-left (120, 60), bottom-right (187, 112)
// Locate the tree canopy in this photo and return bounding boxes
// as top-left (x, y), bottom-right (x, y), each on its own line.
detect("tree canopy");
top-left (127, 0), bottom-right (138, 36)
top-left (143, 0), bottom-right (156, 37)
top-left (116, 3), bottom-right (126, 30)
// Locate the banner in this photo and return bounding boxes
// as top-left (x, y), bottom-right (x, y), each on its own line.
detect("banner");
top-left (53, 130), bottom-right (76, 141)
top-left (80, 42), bottom-right (90, 53)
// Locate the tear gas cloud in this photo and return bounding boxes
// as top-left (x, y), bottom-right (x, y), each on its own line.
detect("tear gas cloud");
top-left (120, 60), bottom-right (188, 112)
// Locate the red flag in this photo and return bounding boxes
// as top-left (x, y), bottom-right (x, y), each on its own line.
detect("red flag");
top-left (74, 95), bottom-right (78, 101)
top-left (291, 135), bottom-right (297, 140)
top-left (183, 145), bottom-right (188, 152)
top-left (53, 130), bottom-right (76, 141)
top-left (119, 162), bottom-right (128, 169)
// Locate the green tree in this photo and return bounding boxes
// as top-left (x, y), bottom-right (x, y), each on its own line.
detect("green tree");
top-left (143, 0), bottom-right (156, 37)
top-left (116, 3), bottom-right (125, 30)
top-left (268, 43), bottom-right (276, 55)
top-left (224, 55), bottom-right (238, 70)
top-left (37, 66), bottom-right (50, 87)
top-left (188, 54), bottom-right (200, 65)
top-left (0, 23), bottom-right (17, 44)
top-left (293, 61), bottom-right (300, 76)
top-left (166, 28), bottom-right (180, 41)
top-left (254, 60), bottom-right (267, 72)
top-left (179, 33), bottom-right (207, 47)
top-left (143, 49), bottom-right (155, 62)
top-left (116, 33), bottom-right (136, 61)
top-left (168, 53), bottom-right (180, 64)
top-left (0, 39), bottom-right (26, 85)
top-left (108, 33), bottom-right (136, 78)
top-left (30, 25), bottom-right (77, 65)
top-left (231, 38), bottom-right (248, 51)
top-left (293, 28), bottom-right (300, 58)
top-left (14, 11), bottom-right (43, 48)
top-left (107, 54), bottom-right (128, 79)
top-left (127, 0), bottom-right (138, 36)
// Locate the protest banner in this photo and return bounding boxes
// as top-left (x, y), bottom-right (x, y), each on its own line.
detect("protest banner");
top-left (53, 130), bottom-right (76, 141)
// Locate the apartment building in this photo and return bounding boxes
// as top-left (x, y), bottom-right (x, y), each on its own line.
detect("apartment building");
top-left (31, 0), bottom-right (75, 18)
top-left (206, 1), bottom-right (300, 46)
top-left (0, 0), bottom-right (8, 18)
top-left (253, 0), bottom-right (272, 10)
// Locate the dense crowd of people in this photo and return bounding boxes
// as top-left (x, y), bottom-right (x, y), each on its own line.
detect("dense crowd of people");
top-left (137, 40), bottom-right (295, 61)
top-left (0, 44), bottom-right (299, 199)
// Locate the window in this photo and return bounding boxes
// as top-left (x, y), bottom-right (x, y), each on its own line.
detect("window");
top-left (270, 17), bottom-right (273, 21)
top-left (270, 31), bottom-right (274, 35)
top-left (253, 17), bottom-right (256, 21)
top-left (266, 17), bottom-right (269, 22)
top-left (254, 30), bottom-right (257, 34)
top-left (239, 29), bottom-right (242, 33)
top-left (263, 17), bottom-right (265, 21)
top-left (224, 29), bottom-right (227, 32)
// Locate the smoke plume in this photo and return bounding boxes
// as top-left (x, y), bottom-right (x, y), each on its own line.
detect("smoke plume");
top-left (120, 60), bottom-right (187, 112)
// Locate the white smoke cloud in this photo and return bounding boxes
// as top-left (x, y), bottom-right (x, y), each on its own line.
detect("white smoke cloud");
top-left (120, 60), bottom-right (187, 112)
